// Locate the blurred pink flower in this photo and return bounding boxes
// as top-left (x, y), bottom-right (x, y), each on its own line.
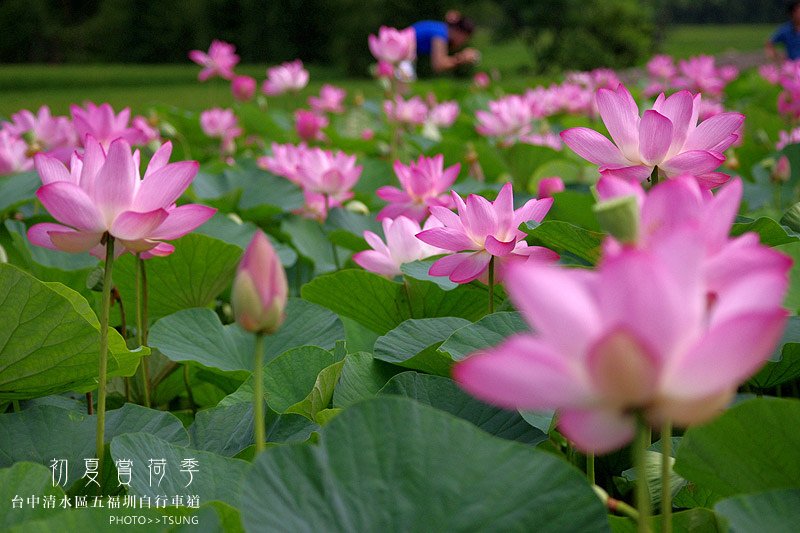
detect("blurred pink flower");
top-left (376, 154), bottom-right (459, 222)
top-left (384, 95), bottom-right (428, 125)
top-left (519, 132), bottom-right (563, 150)
top-left (674, 55), bottom-right (737, 99)
top-left (561, 85), bottom-right (743, 188)
top-left (70, 102), bottom-right (145, 149)
top-left (368, 26), bottom-right (416, 64)
top-left (454, 225), bottom-right (789, 453)
top-left (189, 40), bottom-right (239, 81)
top-left (473, 72), bottom-right (490, 88)
top-left (428, 101), bottom-right (460, 127)
top-left (298, 147), bottom-right (362, 197)
top-left (417, 182), bottom-right (558, 284)
top-left (777, 128), bottom-right (800, 151)
top-left (294, 190), bottom-right (348, 222)
top-left (132, 116), bottom-right (160, 145)
top-left (354, 216), bottom-right (447, 278)
top-left (232, 230), bottom-right (288, 334)
top-left (309, 84), bottom-right (346, 114)
top-left (257, 142), bottom-right (307, 184)
top-left (0, 130), bottom-right (33, 175)
top-left (775, 155), bottom-right (792, 182)
top-left (200, 108), bottom-right (242, 154)
top-left (361, 128), bottom-right (375, 141)
top-left (537, 177), bottom-right (565, 199)
top-left (27, 136), bottom-right (215, 259)
top-left (759, 63), bottom-right (780, 84)
top-left (643, 55), bottom-right (677, 97)
top-left (231, 75), bottom-right (257, 101)
top-left (475, 95), bottom-right (534, 146)
top-left (4, 106), bottom-right (77, 162)
top-left (376, 61), bottom-right (394, 79)
top-left (262, 60), bottom-right (309, 96)
top-left (295, 110), bottom-right (328, 142)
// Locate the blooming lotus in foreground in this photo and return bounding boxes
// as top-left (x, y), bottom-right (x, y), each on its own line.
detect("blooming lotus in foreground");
top-left (309, 84), bottom-right (346, 114)
top-left (560, 85), bottom-right (744, 188)
top-left (368, 26), bottom-right (416, 64)
top-left (298, 147), bottom-right (362, 198)
top-left (232, 230), bottom-right (288, 334)
top-left (376, 154), bottom-right (459, 222)
top-left (71, 102), bottom-right (149, 149)
top-left (416, 182), bottom-right (558, 284)
top-left (231, 75), bottom-right (257, 101)
top-left (454, 226), bottom-right (790, 454)
top-left (262, 60), bottom-right (309, 96)
top-left (27, 136), bottom-right (215, 258)
top-left (295, 110), bottom-right (328, 142)
top-left (354, 216), bottom-right (447, 278)
top-left (189, 40), bottom-right (239, 81)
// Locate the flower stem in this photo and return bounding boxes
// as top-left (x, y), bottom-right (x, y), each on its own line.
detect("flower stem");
top-left (183, 364), bottom-right (196, 415)
top-left (253, 332), bottom-right (266, 454)
top-left (661, 419), bottom-right (673, 533)
top-left (635, 416), bottom-right (652, 533)
top-left (96, 234), bottom-right (115, 476)
top-left (135, 255), bottom-right (151, 407)
top-left (587, 453), bottom-right (595, 485)
top-left (488, 256), bottom-right (495, 314)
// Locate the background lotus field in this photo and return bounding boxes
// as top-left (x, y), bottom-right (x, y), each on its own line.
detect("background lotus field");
top-left (3, 21), bottom-right (800, 533)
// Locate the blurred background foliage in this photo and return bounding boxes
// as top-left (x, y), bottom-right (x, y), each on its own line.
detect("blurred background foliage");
top-left (0, 0), bottom-right (789, 74)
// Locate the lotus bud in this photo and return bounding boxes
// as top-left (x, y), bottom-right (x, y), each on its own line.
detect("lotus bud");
top-left (345, 200), bottom-right (369, 215)
top-left (774, 155), bottom-right (791, 183)
top-left (232, 231), bottom-right (288, 334)
top-left (231, 75), bottom-right (257, 102)
top-left (537, 177), bottom-right (565, 199)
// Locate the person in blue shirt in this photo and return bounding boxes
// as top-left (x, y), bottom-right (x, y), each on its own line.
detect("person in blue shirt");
top-left (767, 0), bottom-right (800, 61)
top-left (411, 11), bottom-right (479, 75)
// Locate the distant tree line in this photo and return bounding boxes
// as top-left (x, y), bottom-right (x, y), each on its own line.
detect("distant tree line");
top-left (0, 0), bottom-right (789, 73)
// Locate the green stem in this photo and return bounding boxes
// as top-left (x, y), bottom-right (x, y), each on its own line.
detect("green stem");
top-left (135, 255), bottom-right (151, 408)
top-left (324, 194), bottom-right (341, 269)
top-left (254, 333), bottom-right (266, 454)
top-left (587, 453), bottom-right (595, 485)
top-left (488, 257), bottom-right (495, 314)
top-left (183, 364), bottom-right (196, 415)
top-left (635, 416), bottom-right (652, 533)
top-left (86, 392), bottom-right (93, 415)
top-left (661, 419), bottom-right (673, 533)
top-left (402, 279), bottom-right (414, 318)
top-left (96, 235), bottom-right (115, 475)
top-left (610, 497), bottom-right (640, 521)
top-left (12, 400), bottom-right (20, 413)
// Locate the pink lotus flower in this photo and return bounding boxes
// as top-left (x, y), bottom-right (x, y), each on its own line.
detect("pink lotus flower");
top-left (777, 128), bottom-right (800, 151)
top-left (189, 40), bottom-right (239, 81)
top-left (759, 64), bottom-right (781, 84)
top-left (309, 84), bottom-right (346, 114)
top-left (384, 96), bottom-right (428, 125)
top-left (132, 116), bottom-right (160, 145)
top-left (27, 136), bottom-right (216, 259)
top-left (560, 84), bottom-right (743, 188)
top-left (298, 147), bottom-right (362, 198)
top-left (0, 130), bottom-right (33, 175)
top-left (294, 190), bottom-right (348, 222)
top-left (231, 75), bottom-right (257, 101)
top-left (368, 26), bottom-right (416, 64)
top-left (475, 95), bottom-right (534, 146)
top-left (376, 154), bottom-right (459, 222)
top-left (454, 225), bottom-right (789, 453)
top-left (71, 102), bottom-right (147, 149)
top-left (416, 182), bottom-right (559, 284)
top-left (361, 128), bottom-right (375, 141)
top-left (257, 142), bottom-right (307, 184)
top-left (262, 60), bottom-right (309, 96)
top-left (643, 55), bottom-right (677, 97)
top-left (353, 216), bottom-right (447, 278)
top-left (537, 177), bottom-right (565, 199)
top-left (519, 132), bottom-right (563, 151)
top-left (473, 72), bottom-right (491, 88)
top-left (232, 230), bottom-right (288, 334)
top-left (428, 101), bottom-right (460, 128)
top-left (4, 106), bottom-right (77, 162)
top-left (673, 55), bottom-right (737, 99)
top-left (200, 108), bottom-right (242, 154)
top-left (775, 155), bottom-right (791, 182)
top-left (295, 110), bottom-right (328, 142)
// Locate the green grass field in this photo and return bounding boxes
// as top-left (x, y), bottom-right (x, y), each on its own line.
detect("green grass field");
top-left (0, 24), bottom-right (775, 118)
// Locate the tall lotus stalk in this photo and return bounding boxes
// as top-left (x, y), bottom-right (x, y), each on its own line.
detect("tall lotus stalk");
top-left (26, 135), bottom-right (216, 480)
top-left (231, 231), bottom-right (289, 453)
top-left (135, 254), bottom-right (151, 407)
